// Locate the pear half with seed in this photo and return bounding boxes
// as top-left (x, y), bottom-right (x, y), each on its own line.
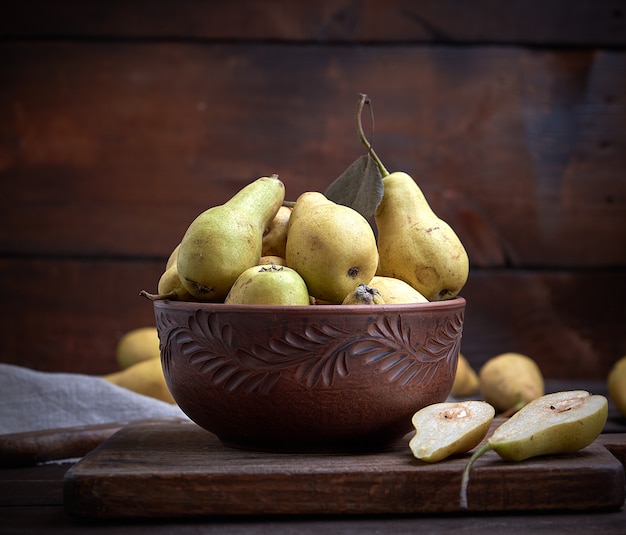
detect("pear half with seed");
top-left (460, 390), bottom-right (608, 508)
top-left (483, 390), bottom-right (607, 462)
top-left (409, 401), bottom-right (495, 463)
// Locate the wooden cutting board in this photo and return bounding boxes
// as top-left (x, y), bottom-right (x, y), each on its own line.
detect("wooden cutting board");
top-left (63, 420), bottom-right (625, 518)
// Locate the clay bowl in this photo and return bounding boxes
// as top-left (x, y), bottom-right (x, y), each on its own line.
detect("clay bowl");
top-left (153, 297), bottom-right (465, 453)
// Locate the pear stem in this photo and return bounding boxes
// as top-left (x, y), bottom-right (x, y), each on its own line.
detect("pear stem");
top-left (355, 93), bottom-right (389, 177)
top-left (459, 442), bottom-right (492, 510)
top-left (139, 289), bottom-right (177, 301)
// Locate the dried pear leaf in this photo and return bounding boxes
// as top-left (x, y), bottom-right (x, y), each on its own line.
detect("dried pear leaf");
top-left (324, 154), bottom-right (384, 220)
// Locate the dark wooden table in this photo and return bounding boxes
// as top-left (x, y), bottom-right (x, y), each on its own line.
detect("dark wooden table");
top-left (1, 458), bottom-right (625, 534)
top-left (2, 396), bottom-right (625, 534)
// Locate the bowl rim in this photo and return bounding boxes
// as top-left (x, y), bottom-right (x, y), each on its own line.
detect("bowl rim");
top-left (152, 296), bottom-right (466, 314)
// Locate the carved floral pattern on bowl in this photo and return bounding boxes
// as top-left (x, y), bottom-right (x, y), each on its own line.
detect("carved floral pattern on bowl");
top-left (157, 309), bottom-right (463, 395)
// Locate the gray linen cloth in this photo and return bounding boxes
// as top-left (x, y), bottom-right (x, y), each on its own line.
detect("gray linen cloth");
top-left (0, 363), bottom-right (188, 435)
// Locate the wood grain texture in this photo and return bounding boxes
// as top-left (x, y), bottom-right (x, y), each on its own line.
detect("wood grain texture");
top-left (62, 420), bottom-right (625, 518)
top-left (1, 43), bottom-right (624, 266)
top-left (461, 270), bottom-right (626, 379)
top-left (0, 258), bottom-right (163, 375)
top-left (2, 0), bottom-right (625, 45)
top-left (5, 503), bottom-right (626, 533)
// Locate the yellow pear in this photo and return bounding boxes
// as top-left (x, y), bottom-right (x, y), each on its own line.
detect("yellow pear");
top-left (479, 352), bottom-right (544, 414)
top-left (259, 255), bottom-right (286, 266)
top-left (103, 358), bottom-right (175, 404)
top-left (342, 284), bottom-right (385, 305)
top-left (375, 172), bottom-right (469, 301)
top-left (165, 243), bottom-right (180, 270)
top-left (352, 94), bottom-right (468, 302)
top-left (224, 264), bottom-right (310, 305)
top-left (157, 265), bottom-right (193, 300)
top-left (115, 327), bottom-right (161, 369)
top-left (262, 205), bottom-right (292, 258)
top-left (285, 192), bottom-right (379, 303)
top-left (368, 275), bottom-right (428, 304)
top-left (177, 176), bottom-right (285, 301)
top-left (287, 191), bottom-right (327, 220)
top-left (141, 264), bottom-right (194, 302)
top-left (451, 353), bottom-right (480, 398)
top-left (607, 355), bottom-right (626, 416)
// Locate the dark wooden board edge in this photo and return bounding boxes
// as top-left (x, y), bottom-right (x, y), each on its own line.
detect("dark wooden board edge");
top-left (599, 433), bottom-right (626, 469)
top-left (0, 418), bottom-right (184, 468)
top-left (0, 463), bottom-right (70, 507)
top-left (62, 421), bottom-right (625, 519)
top-left (0, 424), bottom-right (125, 468)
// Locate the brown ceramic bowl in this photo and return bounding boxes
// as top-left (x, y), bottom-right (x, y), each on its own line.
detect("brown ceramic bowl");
top-left (153, 297), bottom-right (465, 453)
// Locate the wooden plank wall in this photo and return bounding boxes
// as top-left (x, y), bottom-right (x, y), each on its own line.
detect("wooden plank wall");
top-left (1, 1), bottom-right (625, 380)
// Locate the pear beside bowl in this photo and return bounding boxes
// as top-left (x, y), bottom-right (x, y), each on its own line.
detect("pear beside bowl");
top-left (152, 297), bottom-right (466, 453)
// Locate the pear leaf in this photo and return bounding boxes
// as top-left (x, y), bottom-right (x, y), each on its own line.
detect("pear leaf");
top-left (324, 154), bottom-right (384, 220)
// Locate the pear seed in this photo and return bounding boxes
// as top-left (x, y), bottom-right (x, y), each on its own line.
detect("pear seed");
top-left (550, 396), bottom-right (584, 413)
top-left (441, 407), bottom-right (469, 419)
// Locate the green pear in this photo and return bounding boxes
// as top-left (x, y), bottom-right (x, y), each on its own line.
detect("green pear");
top-left (224, 264), bottom-right (310, 305)
top-left (409, 401), bottom-right (495, 463)
top-left (177, 176), bottom-right (285, 301)
top-left (368, 275), bottom-right (429, 304)
top-left (342, 284), bottom-right (385, 305)
top-left (460, 390), bottom-right (608, 508)
top-left (375, 172), bottom-right (469, 301)
top-left (285, 192), bottom-right (379, 304)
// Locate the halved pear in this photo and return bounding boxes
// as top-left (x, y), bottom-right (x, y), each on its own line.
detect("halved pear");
top-left (409, 401), bottom-right (495, 463)
top-left (460, 390), bottom-right (608, 508)
top-left (484, 390), bottom-right (607, 462)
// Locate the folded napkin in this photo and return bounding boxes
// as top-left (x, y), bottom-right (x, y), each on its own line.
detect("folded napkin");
top-left (0, 363), bottom-right (188, 435)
